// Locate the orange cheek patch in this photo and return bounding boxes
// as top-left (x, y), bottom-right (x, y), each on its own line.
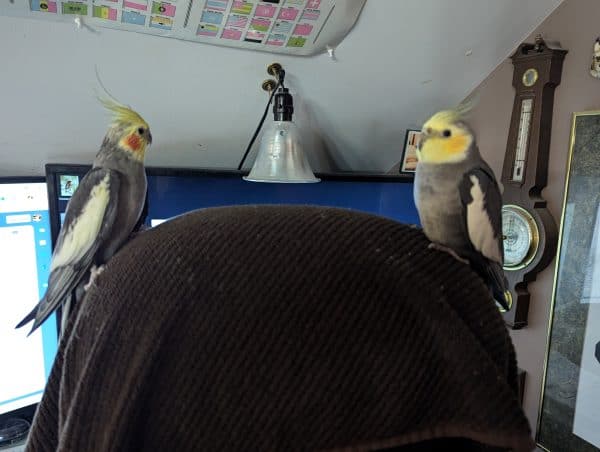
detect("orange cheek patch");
top-left (126, 134), bottom-right (142, 152)
top-left (446, 135), bottom-right (469, 154)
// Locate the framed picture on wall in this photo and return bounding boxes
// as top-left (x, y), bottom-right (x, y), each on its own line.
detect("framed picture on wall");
top-left (537, 110), bottom-right (600, 452)
top-left (399, 129), bottom-right (421, 174)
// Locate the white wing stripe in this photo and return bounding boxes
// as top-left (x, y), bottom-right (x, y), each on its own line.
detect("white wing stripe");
top-left (50, 174), bottom-right (112, 270)
top-left (466, 175), bottom-right (502, 263)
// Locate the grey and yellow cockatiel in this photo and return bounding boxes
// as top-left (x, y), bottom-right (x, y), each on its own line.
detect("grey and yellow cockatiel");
top-left (413, 108), bottom-right (512, 311)
top-left (16, 100), bottom-right (152, 335)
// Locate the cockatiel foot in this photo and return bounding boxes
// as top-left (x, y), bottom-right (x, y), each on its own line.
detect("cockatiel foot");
top-left (428, 242), bottom-right (470, 265)
top-left (84, 264), bottom-right (106, 291)
top-left (129, 224), bottom-right (150, 239)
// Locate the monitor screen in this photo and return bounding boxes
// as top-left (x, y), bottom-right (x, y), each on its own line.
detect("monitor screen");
top-left (0, 178), bottom-right (58, 418)
top-left (45, 165), bottom-right (419, 245)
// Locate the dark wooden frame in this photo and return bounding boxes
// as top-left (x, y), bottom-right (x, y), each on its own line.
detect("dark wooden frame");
top-left (500, 40), bottom-right (567, 328)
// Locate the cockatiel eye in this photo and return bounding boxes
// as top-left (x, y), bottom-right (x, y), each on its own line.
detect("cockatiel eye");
top-left (138, 127), bottom-right (145, 135)
top-left (442, 129), bottom-right (452, 137)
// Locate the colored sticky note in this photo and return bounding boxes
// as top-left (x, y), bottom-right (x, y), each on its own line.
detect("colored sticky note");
top-left (206, 0), bottom-right (228, 11)
top-left (266, 33), bottom-right (286, 46)
top-left (254, 4), bottom-right (276, 18)
top-left (201, 10), bottom-right (223, 25)
top-left (245, 30), bottom-right (264, 42)
top-left (287, 36), bottom-right (306, 47)
top-left (301, 9), bottom-right (319, 21)
top-left (122, 10), bottom-right (146, 25)
top-left (278, 7), bottom-right (298, 21)
top-left (250, 18), bottom-right (270, 32)
top-left (197, 23), bottom-right (219, 36)
top-left (93, 5), bottom-right (117, 20)
top-left (273, 20), bottom-right (292, 34)
top-left (221, 28), bottom-right (242, 40)
top-left (150, 15), bottom-right (173, 30)
top-left (123, 0), bottom-right (148, 11)
top-left (293, 23), bottom-right (312, 36)
top-left (231, 0), bottom-right (252, 15)
top-left (151, 2), bottom-right (176, 17)
top-left (62, 2), bottom-right (87, 15)
top-left (30, 0), bottom-right (57, 13)
top-left (226, 14), bottom-right (247, 28)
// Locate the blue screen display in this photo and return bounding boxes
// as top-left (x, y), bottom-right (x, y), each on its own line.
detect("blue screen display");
top-left (48, 166), bottom-right (419, 233)
top-left (0, 181), bottom-right (58, 416)
top-left (147, 174), bottom-right (419, 226)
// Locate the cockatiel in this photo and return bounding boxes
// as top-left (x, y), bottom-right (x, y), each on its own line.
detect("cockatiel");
top-left (413, 108), bottom-right (512, 311)
top-left (16, 99), bottom-right (152, 335)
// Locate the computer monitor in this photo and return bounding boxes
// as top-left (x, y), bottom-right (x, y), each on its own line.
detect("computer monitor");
top-left (0, 178), bottom-right (58, 423)
top-left (45, 165), bottom-right (419, 245)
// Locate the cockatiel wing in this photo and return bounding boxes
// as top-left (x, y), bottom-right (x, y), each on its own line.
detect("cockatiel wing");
top-left (16, 168), bottom-right (121, 334)
top-left (459, 166), bottom-right (504, 264)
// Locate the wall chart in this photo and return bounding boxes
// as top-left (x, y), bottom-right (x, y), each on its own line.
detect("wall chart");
top-left (1, 0), bottom-right (366, 55)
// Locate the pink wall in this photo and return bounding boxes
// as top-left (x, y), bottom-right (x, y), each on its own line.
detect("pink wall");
top-left (469, 0), bottom-right (600, 435)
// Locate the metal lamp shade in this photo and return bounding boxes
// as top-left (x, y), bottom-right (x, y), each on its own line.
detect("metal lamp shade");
top-left (244, 121), bottom-right (320, 183)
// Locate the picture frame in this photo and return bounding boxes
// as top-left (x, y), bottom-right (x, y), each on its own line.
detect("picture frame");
top-left (537, 111), bottom-right (600, 451)
top-left (399, 129), bottom-right (421, 174)
top-left (59, 175), bottom-right (79, 198)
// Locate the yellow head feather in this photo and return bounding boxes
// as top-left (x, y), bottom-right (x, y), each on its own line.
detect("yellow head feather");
top-left (98, 97), bottom-right (152, 160)
top-left (99, 97), bottom-right (149, 129)
top-left (418, 98), bottom-right (477, 164)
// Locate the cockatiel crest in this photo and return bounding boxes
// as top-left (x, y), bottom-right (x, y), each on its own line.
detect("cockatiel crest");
top-left (100, 98), bottom-right (152, 161)
top-left (417, 99), bottom-right (477, 164)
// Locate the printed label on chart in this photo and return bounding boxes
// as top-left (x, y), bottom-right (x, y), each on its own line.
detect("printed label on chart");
top-left (205, 0), bottom-right (228, 11)
top-left (61, 1), bottom-right (87, 15)
top-left (278, 7), bottom-right (299, 21)
top-left (301, 9), bottom-right (319, 20)
top-left (244, 29), bottom-right (265, 43)
top-left (231, 0), bottom-right (252, 15)
top-left (272, 20), bottom-right (292, 34)
top-left (201, 10), bottom-right (223, 25)
top-left (266, 33), bottom-right (286, 46)
top-left (197, 23), bottom-right (219, 36)
top-left (249, 17), bottom-right (270, 32)
top-left (254, 4), bottom-right (276, 18)
top-left (287, 36), bottom-right (306, 47)
top-left (150, 15), bottom-right (173, 29)
top-left (123, 0), bottom-right (148, 11)
top-left (151, 2), bottom-right (175, 17)
top-left (30, 1), bottom-right (57, 13)
top-left (226, 14), bottom-right (247, 28)
top-left (293, 23), bottom-right (312, 36)
top-left (221, 28), bottom-right (242, 40)
top-left (93, 5), bottom-right (118, 20)
top-left (122, 9), bottom-right (146, 24)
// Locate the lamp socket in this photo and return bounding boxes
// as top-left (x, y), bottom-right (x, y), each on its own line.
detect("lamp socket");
top-left (262, 79), bottom-right (278, 92)
top-left (267, 62), bottom-right (283, 77)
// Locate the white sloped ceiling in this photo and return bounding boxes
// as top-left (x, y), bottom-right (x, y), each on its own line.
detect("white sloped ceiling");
top-left (0, 0), bottom-right (563, 176)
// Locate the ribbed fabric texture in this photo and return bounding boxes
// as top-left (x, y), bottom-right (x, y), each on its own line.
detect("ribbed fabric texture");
top-left (25, 205), bottom-right (534, 452)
